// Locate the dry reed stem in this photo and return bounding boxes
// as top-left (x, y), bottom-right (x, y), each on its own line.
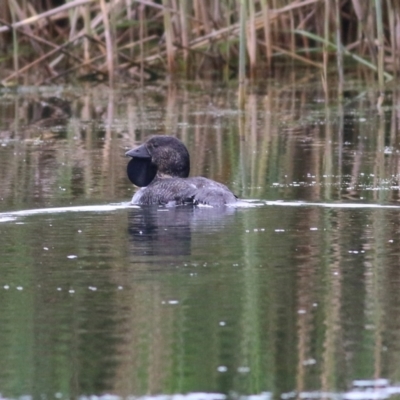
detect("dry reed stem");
top-left (47, 32), bottom-right (151, 83)
top-left (386, 0), bottom-right (396, 81)
top-left (162, 0), bottom-right (175, 75)
top-left (374, 0), bottom-right (384, 94)
top-left (238, 0), bottom-right (246, 110)
top-left (99, 0), bottom-right (114, 86)
top-left (335, 0), bottom-right (343, 99)
top-left (179, 0), bottom-right (189, 78)
top-left (322, 0), bottom-right (329, 95)
top-left (139, 4), bottom-right (145, 86)
top-left (135, 0), bottom-right (201, 23)
top-left (247, 0), bottom-right (257, 79)
top-left (272, 44), bottom-right (322, 69)
top-left (260, 0), bottom-right (272, 66)
top-left (295, 29), bottom-right (393, 81)
top-left (1, 0), bottom-right (398, 84)
top-left (1, 29), bottom-right (112, 84)
top-left (184, 0), bottom-right (320, 53)
top-left (0, 16), bottom-right (85, 63)
top-left (2, 42), bottom-right (69, 84)
top-left (8, 0), bottom-right (44, 55)
top-left (352, 0), bottom-right (377, 64)
top-left (83, 3), bottom-right (91, 65)
top-left (0, 0), bottom-right (95, 33)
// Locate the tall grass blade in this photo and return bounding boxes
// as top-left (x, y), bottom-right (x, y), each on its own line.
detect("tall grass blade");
top-left (83, 3), bottom-right (91, 66)
top-left (238, 0), bottom-right (247, 109)
top-left (139, 3), bottom-right (145, 86)
top-left (223, 0), bottom-right (231, 82)
top-left (396, 7), bottom-right (400, 80)
top-left (162, 0), bottom-right (175, 75)
top-left (260, 0), bottom-right (272, 67)
top-left (334, 0), bottom-right (343, 100)
top-left (351, 0), bottom-right (377, 64)
top-left (248, 0), bottom-right (256, 80)
top-left (179, 0), bottom-right (189, 78)
top-left (375, 0), bottom-right (385, 96)
top-left (386, 0), bottom-right (396, 82)
top-left (99, 0), bottom-right (114, 86)
top-left (322, 0), bottom-right (330, 97)
top-left (9, 1), bottom-right (19, 83)
top-left (294, 29), bottom-right (393, 81)
top-left (0, 0), bottom-right (95, 33)
top-left (2, 0), bottom-right (400, 85)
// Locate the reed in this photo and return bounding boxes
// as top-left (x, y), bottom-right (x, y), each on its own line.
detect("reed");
top-left (260, 0), bottom-right (272, 68)
top-left (99, 0), bottom-right (114, 86)
top-left (374, 0), bottom-right (384, 97)
top-left (162, 0), bottom-right (175, 76)
top-left (322, 0), bottom-right (329, 97)
top-left (9, 0), bottom-right (19, 81)
top-left (247, 0), bottom-right (256, 80)
top-left (334, 0), bottom-right (343, 100)
top-left (0, 0), bottom-right (399, 87)
top-left (386, 0), bottom-right (396, 82)
top-left (238, 0), bottom-right (247, 109)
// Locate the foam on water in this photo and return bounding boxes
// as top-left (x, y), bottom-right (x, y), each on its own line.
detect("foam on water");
top-left (233, 199), bottom-right (400, 209)
top-left (0, 203), bottom-right (135, 221)
top-left (0, 200), bottom-right (399, 223)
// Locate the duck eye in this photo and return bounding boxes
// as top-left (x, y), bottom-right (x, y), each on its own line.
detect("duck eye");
top-left (152, 142), bottom-right (159, 148)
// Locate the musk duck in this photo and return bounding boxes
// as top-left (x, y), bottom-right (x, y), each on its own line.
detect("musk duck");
top-left (126, 135), bottom-right (237, 206)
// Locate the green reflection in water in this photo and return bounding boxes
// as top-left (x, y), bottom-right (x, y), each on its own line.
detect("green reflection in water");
top-left (0, 82), bottom-right (400, 399)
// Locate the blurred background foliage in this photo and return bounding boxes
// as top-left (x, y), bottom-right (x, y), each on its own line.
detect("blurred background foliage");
top-left (0, 0), bottom-right (399, 87)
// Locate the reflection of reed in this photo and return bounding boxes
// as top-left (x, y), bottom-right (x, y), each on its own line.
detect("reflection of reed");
top-left (111, 277), bottom-right (176, 396)
top-left (2, 84), bottom-right (400, 208)
top-left (3, 85), bottom-right (400, 397)
top-left (290, 203), bottom-right (400, 394)
top-left (320, 229), bottom-right (343, 392)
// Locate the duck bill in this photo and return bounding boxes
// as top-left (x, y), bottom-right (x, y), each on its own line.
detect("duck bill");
top-left (125, 143), bottom-right (150, 158)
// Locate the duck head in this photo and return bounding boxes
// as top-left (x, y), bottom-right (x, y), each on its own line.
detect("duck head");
top-left (126, 135), bottom-right (190, 187)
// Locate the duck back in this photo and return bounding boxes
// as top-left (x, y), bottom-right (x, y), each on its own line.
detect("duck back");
top-left (132, 177), bottom-right (236, 207)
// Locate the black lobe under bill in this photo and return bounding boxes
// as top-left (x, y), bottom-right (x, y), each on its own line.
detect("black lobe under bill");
top-left (127, 157), bottom-right (157, 187)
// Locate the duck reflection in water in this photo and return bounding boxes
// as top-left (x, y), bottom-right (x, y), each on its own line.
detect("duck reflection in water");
top-left (126, 135), bottom-right (237, 257)
top-left (128, 206), bottom-right (235, 257)
top-left (125, 135), bottom-right (237, 207)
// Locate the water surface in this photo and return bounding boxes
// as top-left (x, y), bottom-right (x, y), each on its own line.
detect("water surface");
top-left (1, 81), bottom-right (400, 400)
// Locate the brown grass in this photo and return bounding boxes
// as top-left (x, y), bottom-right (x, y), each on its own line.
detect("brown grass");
top-left (0, 0), bottom-right (399, 87)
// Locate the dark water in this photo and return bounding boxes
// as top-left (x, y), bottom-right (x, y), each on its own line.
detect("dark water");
top-left (1, 82), bottom-right (400, 400)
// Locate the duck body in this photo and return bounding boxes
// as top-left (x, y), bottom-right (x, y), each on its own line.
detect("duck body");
top-left (126, 136), bottom-right (237, 207)
top-left (132, 176), bottom-right (236, 206)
